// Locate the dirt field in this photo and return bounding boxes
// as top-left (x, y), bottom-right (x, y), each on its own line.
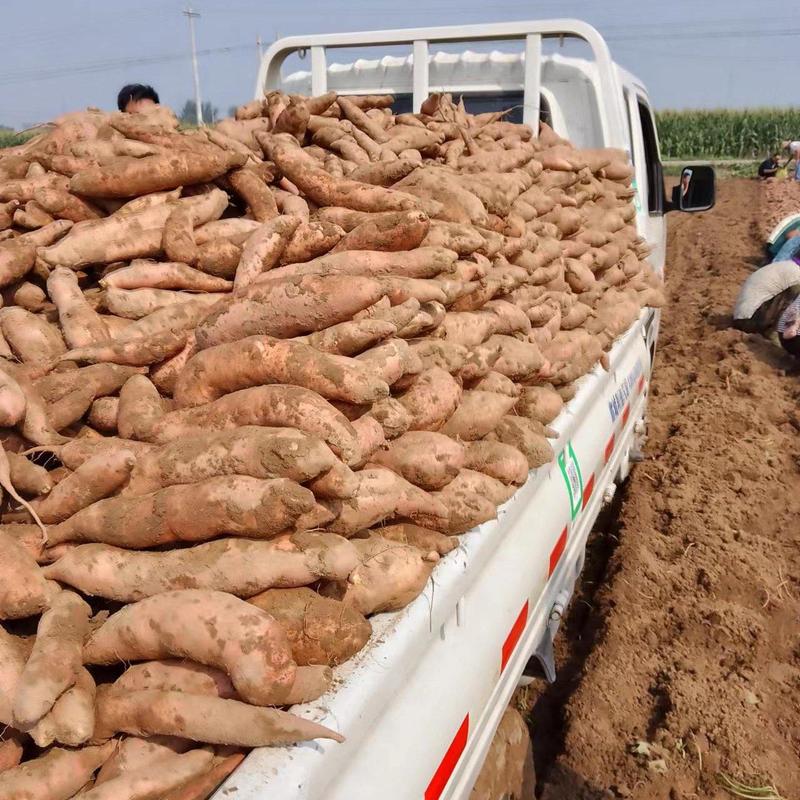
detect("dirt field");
top-left (527, 179), bottom-right (800, 800)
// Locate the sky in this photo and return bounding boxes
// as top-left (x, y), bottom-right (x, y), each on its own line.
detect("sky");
top-left (0, 0), bottom-right (797, 130)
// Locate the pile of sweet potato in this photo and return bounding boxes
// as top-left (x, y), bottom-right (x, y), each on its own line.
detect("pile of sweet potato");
top-left (0, 90), bottom-right (664, 798)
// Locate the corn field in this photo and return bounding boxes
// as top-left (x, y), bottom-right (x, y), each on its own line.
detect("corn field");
top-left (655, 108), bottom-right (800, 160)
top-left (0, 130), bottom-right (36, 149)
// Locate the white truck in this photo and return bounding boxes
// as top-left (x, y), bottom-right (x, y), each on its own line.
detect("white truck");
top-left (214, 19), bottom-right (713, 800)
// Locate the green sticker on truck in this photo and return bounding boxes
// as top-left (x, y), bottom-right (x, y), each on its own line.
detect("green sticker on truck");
top-left (558, 443), bottom-right (584, 520)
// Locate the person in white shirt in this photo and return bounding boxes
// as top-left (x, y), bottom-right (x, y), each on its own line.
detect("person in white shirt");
top-left (732, 260), bottom-right (800, 339)
top-left (783, 140), bottom-right (800, 180)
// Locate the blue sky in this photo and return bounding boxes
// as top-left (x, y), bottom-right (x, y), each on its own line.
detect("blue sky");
top-left (0, 0), bottom-right (796, 129)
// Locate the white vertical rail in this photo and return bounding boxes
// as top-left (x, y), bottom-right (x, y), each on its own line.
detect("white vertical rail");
top-left (522, 33), bottom-right (542, 131)
top-left (310, 46), bottom-right (328, 95)
top-left (254, 20), bottom-right (628, 148)
top-left (412, 39), bottom-right (429, 112)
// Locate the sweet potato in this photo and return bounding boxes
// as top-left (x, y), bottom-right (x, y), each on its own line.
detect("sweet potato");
top-left (328, 467), bottom-right (447, 535)
top-left (69, 146), bottom-right (244, 197)
top-left (196, 273), bottom-right (385, 347)
top-left (28, 666), bottom-right (95, 747)
top-left (0, 626), bottom-right (32, 726)
top-left (367, 431), bottom-right (464, 490)
top-left (347, 158), bottom-right (418, 186)
top-left (101, 260), bottom-right (232, 292)
top-left (320, 533), bottom-right (437, 614)
top-left (439, 390), bottom-right (516, 440)
top-left (0, 440), bottom-right (48, 541)
top-left (0, 306), bottom-right (66, 367)
top-left (487, 415), bottom-right (555, 468)
top-left (150, 332), bottom-right (197, 395)
top-left (23, 436), bottom-right (154, 472)
top-left (46, 383), bottom-right (96, 432)
top-left (463, 440), bottom-right (529, 485)
top-left (47, 267), bottom-right (110, 347)
top-left (420, 470), bottom-right (499, 534)
top-left (280, 220), bottom-right (344, 264)
top-left (0, 742), bottom-right (115, 800)
top-left (124, 426), bottom-right (336, 495)
top-left (78, 750), bottom-right (215, 800)
top-left (94, 736), bottom-right (192, 786)
top-left (62, 328), bottom-right (188, 367)
top-left (84, 589), bottom-right (299, 705)
top-left (86, 396), bottom-right (117, 432)
top-left (33, 186), bottom-right (102, 222)
top-left (142, 384), bottom-right (360, 464)
top-left (228, 167), bottom-right (279, 221)
top-left (367, 396), bottom-right (413, 439)
top-left (487, 334), bottom-right (546, 380)
top-left (6, 451), bottom-right (53, 496)
top-left (113, 660), bottom-right (237, 698)
top-left (38, 199), bottom-right (186, 268)
top-left (195, 218), bottom-right (261, 246)
top-left (93, 686), bottom-right (343, 745)
top-left (47, 475), bottom-right (314, 548)
top-left (356, 337), bottom-right (415, 386)
top-left (302, 318), bottom-right (396, 356)
top-left (13, 589), bottom-right (90, 727)
top-left (0, 363), bottom-right (68, 446)
top-left (249, 587), bottom-right (371, 667)
top-left (23, 448), bottom-right (135, 524)
top-left (112, 655), bottom-right (330, 707)
top-left (262, 134), bottom-right (428, 213)
top-left (0, 369), bottom-right (27, 428)
top-left (233, 215), bottom-right (301, 292)
top-left (378, 522), bottom-right (458, 556)
top-left (110, 296), bottom-right (216, 344)
top-left (161, 752), bottom-right (245, 800)
top-left (0, 729), bottom-right (24, 774)
top-left (397, 367), bottom-right (462, 431)
top-left (0, 531), bottom-right (52, 619)
top-left (174, 335), bottom-right (389, 408)
top-left (515, 384), bottom-right (563, 424)
top-left (257, 245), bottom-right (457, 282)
top-left (104, 286), bottom-right (226, 320)
top-left (331, 210), bottom-right (429, 253)
top-left (46, 531), bottom-right (359, 601)
top-left (7, 280), bottom-right (49, 312)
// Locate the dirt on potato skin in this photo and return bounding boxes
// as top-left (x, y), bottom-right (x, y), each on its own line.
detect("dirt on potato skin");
top-left (527, 179), bottom-right (800, 800)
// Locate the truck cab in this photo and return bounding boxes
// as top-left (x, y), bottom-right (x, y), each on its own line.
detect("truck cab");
top-left (214, 20), bottom-right (712, 800)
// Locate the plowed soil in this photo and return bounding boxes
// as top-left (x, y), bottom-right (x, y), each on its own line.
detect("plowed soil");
top-left (529, 179), bottom-right (800, 800)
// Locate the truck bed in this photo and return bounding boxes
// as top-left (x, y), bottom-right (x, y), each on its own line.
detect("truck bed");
top-left (213, 309), bottom-right (658, 800)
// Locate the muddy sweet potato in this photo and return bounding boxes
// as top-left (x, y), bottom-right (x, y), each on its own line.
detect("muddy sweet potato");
top-left (47, 475), bottom-right (315, 548)
top-left (45, 531), bottom-right (359, 601)
top-left (93, 686), bottom-right (343, 746)
top-left (84, 589), bottom-right (300, 705)
top-left (12, 589), bottom-right (90, 727)
top-left (124, 426), bottom-right (336, 495)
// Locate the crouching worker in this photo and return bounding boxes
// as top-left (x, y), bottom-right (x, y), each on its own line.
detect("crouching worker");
top-left (732, 259), bottom-right (800, 342)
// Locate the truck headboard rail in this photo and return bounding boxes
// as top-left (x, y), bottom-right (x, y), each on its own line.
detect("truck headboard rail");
top-left (255, 18), bottom-right (626, 144)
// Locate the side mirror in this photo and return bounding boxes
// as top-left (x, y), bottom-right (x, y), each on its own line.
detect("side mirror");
top-left (669, 164), bottom-right (715, 212)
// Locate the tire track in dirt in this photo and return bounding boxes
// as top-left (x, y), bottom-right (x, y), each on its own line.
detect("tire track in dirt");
top-left (527, 179), bottom-right (800, 800)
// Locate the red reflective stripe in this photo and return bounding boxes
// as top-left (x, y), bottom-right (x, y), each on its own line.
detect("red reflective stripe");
top-left (501, 600), bottom-right (529, 672)
top-left (425, 714), bottom-right (469, 800)
top-left (637, 374), bottom-right (645, 393)
top-left (582, 473), bottom-right (595, 509)
top-left (548, 526), bottom-right (568, 577)
top-left (622, 403), bottom-right (630, 425)
top-left (604, 433), bottom-right (615, 464)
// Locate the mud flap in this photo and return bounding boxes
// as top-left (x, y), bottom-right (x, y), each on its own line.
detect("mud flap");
top-left (522, 589), bottom-right (572, 684)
